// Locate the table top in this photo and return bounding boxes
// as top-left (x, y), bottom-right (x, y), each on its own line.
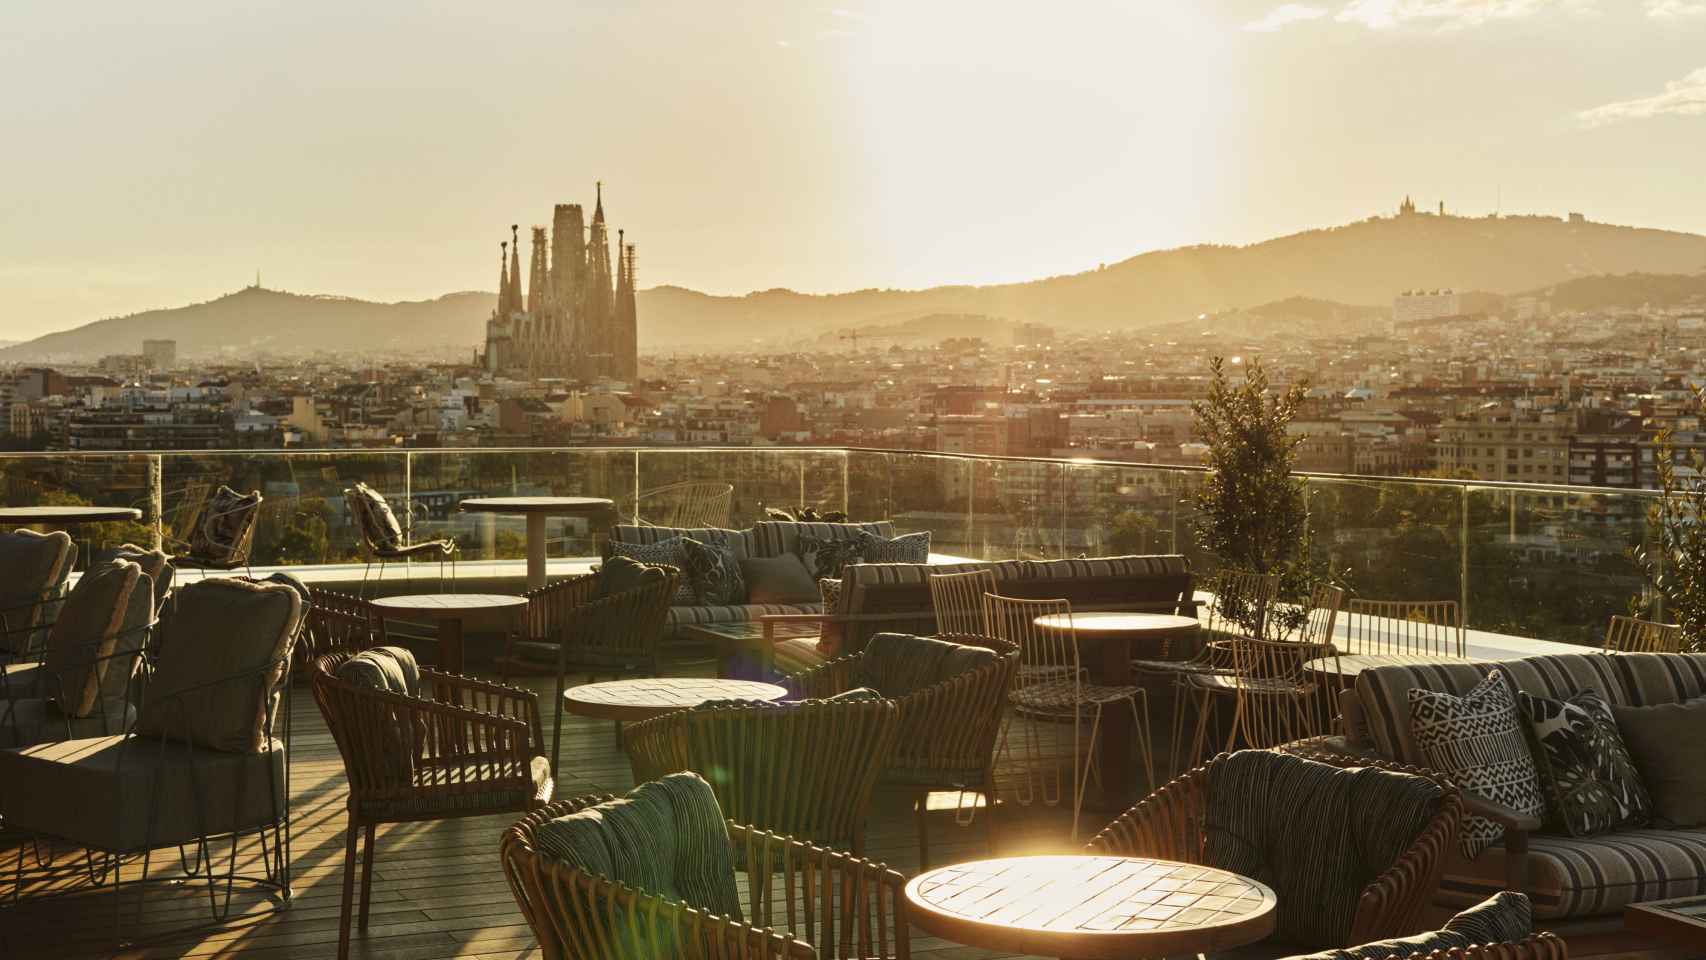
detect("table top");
top-left (1303, 652), bottom-right (1479, 678)
top-left (1626, 894), bottom-right (1706, 945)
top-left (563, 677), bottom-right (788, 722)
top-left (0, 505), bottom-right (143, 524)
top-left (459, 496), bottom-right (614, 515)
top-left (904, 855), bottom-right (1276, 960)
top-left (370, 593), bottom-right (529, 617)
top-left (1033, 612), bottom-right (1200, 635)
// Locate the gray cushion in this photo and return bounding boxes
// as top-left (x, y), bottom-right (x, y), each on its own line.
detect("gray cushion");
top-left (597, 555), bottom-right (665, 598)
top-left (0, 697), bottom-right (135, 748)
top-left (1204, 750), bottom-right (1444, 949)
top-left (41, 559), bottom-right (146, 718)
top-left (0, 733), bottom-right (285, 853)
top-left (335, 645), bottom-right (421, 698)
top-left (608, 537), bottom-right (696, 605)
top-left (1612, 695), bottom-right (1706, 827)
top-left (854, 632), bottom-right (990, 699)
top-left (0, 528), bottom-right (75, 655)
top-left (534, 771), bottom-right (742, 919)
top-left (740, 554), bottom-right (819, 605)
top-left (135, 578), bottom-right (302, 753)
top-left (1280, 892), bottom-right (1532, 960)
top-left (345, 482), bottom-right (403, 551)
top-left (100, 543), bottom-right (174, 613)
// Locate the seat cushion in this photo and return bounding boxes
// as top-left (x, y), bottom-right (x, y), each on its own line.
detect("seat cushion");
top-left (1204, 750), bottom-right (1444, 949)
top-left (1517, 688), bottom-right (1650, 836)
top-left (772, 636), bottom-right (830, 675)
top-left (0, 528), bottom-right (75, 656)
top-left (189, 485), bottom-right (262, 563)
top-left (853, 632), bottom-right (997, 699)
top-left (1443, 826), bottom-right (1706, 919)
top-left (0, 734), bottom-right (285, 852)
top-left (100, 543), bottom-right (175, 613)
top-left (1612, 696), bottom-right (1706, 827)
top-left (1408, 672), bottom-right (1547, 858)
top-left (610, 537), bottom-right (696, 605)
top-left (740, 554), bottom-right (819, 605)
top-left (533, 771), bottom-right (742, 920)
top-left (1280, 892), bottom-right (1531, 960)
top-left (664, 602), bottom-right (821, 632)
top-left (597, 555), bottom-right (666, 599)
top-left (135, 578), bottom-right (303, 753)
top-left (41, 559), bottom-right (149, 718)
top-left (0, 697), bottom-right (136, 748)
top-left (335, 645), bottom-right (421, 697)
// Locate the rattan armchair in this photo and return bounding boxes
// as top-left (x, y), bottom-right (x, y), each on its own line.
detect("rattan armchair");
top-left (502, 794), bottom-right (912, 960)
top-left (783, 635), bottom-right (1019, 866)
top-left (507, 566), bottom-right (682, 770)
top-left (310, 651), bottom-right (553, 960)
top-left (623, 697), bottom-right (900, 855)
top-left (1087, 750), bottom-right (1464, 950)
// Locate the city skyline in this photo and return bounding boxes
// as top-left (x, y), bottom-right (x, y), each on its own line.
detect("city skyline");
top-left (4, 1), bottom-right (1706, 340)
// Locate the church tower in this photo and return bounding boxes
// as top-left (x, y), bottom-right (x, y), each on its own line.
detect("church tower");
top-left (616, 235), bottom-right (638, 382)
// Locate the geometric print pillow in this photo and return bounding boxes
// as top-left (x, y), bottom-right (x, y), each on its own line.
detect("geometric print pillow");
top-left (1517, 688), bottom-right (1650, 837)
top-left (855, 530), bottom-right (930, 564)
top-left (679, 537), bottom-right (746, 606)
top-left (608, 537), bottom-right (696, 605)
top-left (1408, 671), bottom-right (1547, 858)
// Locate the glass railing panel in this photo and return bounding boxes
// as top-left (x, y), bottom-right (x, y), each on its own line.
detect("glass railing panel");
top-left (633, 448), bottom-right (845, 530)
top-left (0, 452), bottom-right (157, 566)
top-left (407, 448), bottom-right (635, 562)
top-left (156, 450), bottom-right (407, 567)
top-left (850, 451), bottom-right (976, 560)
top-left (1305, 475), bottom-right (1464, 613)
top-left (1464, 485), bottom-right (1651, 647)
top-left (1171, 469), bottom-right (1217, 577)
top-left (1065, 460), bottom-right (1183, 558)
top-left (964, 457), bottom-right (1068, 560)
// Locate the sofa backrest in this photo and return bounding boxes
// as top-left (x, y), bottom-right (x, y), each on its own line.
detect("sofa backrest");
top-left (829, 554), bottom-right (1194, 657)
top-left (1355, 651), bottom-right (1706, 766)
top-left (609, 525), bottom-right (756, 560)
top-left (750, 520), bottom-right (895, 558)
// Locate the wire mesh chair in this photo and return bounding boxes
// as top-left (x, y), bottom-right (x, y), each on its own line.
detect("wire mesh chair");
top-left (632, 481), bottom-right (734, 529)
top-left (984, 593), bottom-right (1152, 842)
top-left (1604, 614), bottom-right (1683, 653)
top-left (928, 568), bottom-right (995, 638)
top-left (1301, 583), bottom-right (1347, 645)
top-left (1132, 569), bottom-right (1279, 775)
top-left (1186, 636), bottom-right (1329, 761)
top-left (1341, 599), bottom-right (1464, 657)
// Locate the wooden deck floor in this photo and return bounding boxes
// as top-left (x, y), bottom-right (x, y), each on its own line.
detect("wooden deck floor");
top-left (1, 666), bottom-right (1117, 960)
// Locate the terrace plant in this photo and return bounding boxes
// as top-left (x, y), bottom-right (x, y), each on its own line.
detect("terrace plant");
top-left (1631, 386), bottom-right (1706, 651)
top-left (1192, 356), bottom-right (1317, 641)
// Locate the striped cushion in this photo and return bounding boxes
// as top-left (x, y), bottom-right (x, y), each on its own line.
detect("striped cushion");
top-left (772, 637), bottom-right (830, 675)
top-left (532, 771), bottom-right (741, 920)
top-left (750, 520), bottom-right (894, 558)
top-left (1440, 827), bottom-right (1706, 920)
top-left (1495, 654), bottom-right (1628, 706)
top-left (1204, 750), bottom-right (1443, 948)
top-left (664, 602), bottom-right (821, 631)
top-left (610, 525), bottom-right (754, 559)
top-left (1606, 652), bottom-right (1706, 705)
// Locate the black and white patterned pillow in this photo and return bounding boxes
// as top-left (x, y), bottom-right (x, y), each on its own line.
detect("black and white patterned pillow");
top-left (795, 535), bottom-right (865, 580)
top-left (1408, 672), bottom-right (1547, 858)
top-left (1518, 688), bottom-right (1650, 836)
top-left (680, 537), bottom-right (745, 606)
top-left (608, 537), bottom-right (695, 605)
top-left (856, 530), bottom-right (930, 564)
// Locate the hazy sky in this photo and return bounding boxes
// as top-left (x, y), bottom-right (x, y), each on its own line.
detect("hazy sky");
top-left (3, 0), bottom-right (1705, 340)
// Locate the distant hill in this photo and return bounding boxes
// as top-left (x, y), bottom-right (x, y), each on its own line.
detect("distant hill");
top-left (1519, 272), bottom-right (1706, 313)
top-left (7, 211), bottom-right (1706, 361)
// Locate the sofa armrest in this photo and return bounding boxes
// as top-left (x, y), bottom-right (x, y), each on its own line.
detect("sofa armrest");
top-left (1461, 794), bottom-right (1542, 833)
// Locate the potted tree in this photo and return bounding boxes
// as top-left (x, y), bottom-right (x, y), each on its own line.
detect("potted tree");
top-left (1631, 386), bottom-right (1706, 650)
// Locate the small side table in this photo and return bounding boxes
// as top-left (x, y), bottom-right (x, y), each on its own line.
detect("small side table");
top-left (0, 506), bottom-right (144, 526)
top-left (1626, 895), bottom-right (1706, 950)
top-left (459, 497), bottom-right (615, 591)
top-left (370, 593), bottom-right (527, 676)
top-left (563, 677), bottom-right (788, 724)
top-left (905, 854), bottom-right (1276, 960)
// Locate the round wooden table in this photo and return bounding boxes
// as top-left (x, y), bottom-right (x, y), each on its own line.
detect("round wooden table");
top-left (562, 677), bottom-right (788, 723)
top-left (1303, 652), bottom-right (1479, 680)
top-left (904, 854), bottom-right (1276, 960)
top-left (459, 497), bottom-right (615, 590)
top-left (370, 593), bottom-right (527, 676)
top-left (0, 505), bottom-right (143, 526)
top-left (1032, 612), bottom-right (1200, 810)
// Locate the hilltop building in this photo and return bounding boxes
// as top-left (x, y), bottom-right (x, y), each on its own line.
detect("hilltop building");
top-left (481, 184), bottom-right (638, 382)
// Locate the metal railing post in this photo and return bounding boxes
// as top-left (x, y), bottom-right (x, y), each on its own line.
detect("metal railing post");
top-left (403, 450), bottom-right (414, 545)
top-left (1461, 485), bottom-right (1471, 630)
top-left (149, 454), bottom-right (163, 552)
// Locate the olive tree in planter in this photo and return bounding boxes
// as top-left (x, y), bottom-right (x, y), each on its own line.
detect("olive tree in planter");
top-left (1631, 387), bottom-right (1706, 650)
top-left (1193, 356), bottom-right (1318, 641)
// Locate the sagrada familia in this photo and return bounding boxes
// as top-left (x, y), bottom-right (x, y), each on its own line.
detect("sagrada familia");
top-left (481, 184), bottom-right (638, 381)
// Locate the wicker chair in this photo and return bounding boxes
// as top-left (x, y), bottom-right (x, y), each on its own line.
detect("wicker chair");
top-left (783, 633), bottom-right (1019, 866)
top-left (1604, 614), bottom-right (1683, 653)
top-left (505, 566), bottom-right (682, 771)
top-left (310, 651), bottom-right (553, 960)
top-left (1088, 750), bottom-right (1464, 951)
top-left (623, 697), bottom-right (900, 855)
top-left (295, 590), bottom-right (377, 672)
top-left (502, 793), bottom-right (911, 960)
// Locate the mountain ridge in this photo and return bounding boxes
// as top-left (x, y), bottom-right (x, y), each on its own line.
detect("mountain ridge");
top-left (5, 212), bottom-right (1704, 362)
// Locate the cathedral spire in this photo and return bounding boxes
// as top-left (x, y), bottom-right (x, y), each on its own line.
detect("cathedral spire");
top-left (593, 181), bottom-right (604, 224)
top-left (498, 241), bottom-right (509, 314)
top-left (507, 224), bottom-right (522, 313)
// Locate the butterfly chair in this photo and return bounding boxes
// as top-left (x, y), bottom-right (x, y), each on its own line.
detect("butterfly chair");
top-left (1604, 614), bottom-right (1683, 653)
top-left (345, 482), bottom-right (456, 597)
top-left (166, 484), bottom-right (263, 581)
top-left (984, 593), bottom-right (1152, 841)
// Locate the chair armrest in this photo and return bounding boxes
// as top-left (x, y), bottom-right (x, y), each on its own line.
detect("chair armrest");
top-left (1461, 793), bottom-right (1543, 833)
top-left (780, 655), bottom-right (859, 700)
top-left (730, 821), bottom-right (910, 960)
top-left (1084, 766), bottom-right (1209, 864)
top-left (890, 654), bottom-right (1017, 773)
top-left (421, 667), bottom-right (544, 748)
top-left (1350, 786), bottom-right (1465, 944)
